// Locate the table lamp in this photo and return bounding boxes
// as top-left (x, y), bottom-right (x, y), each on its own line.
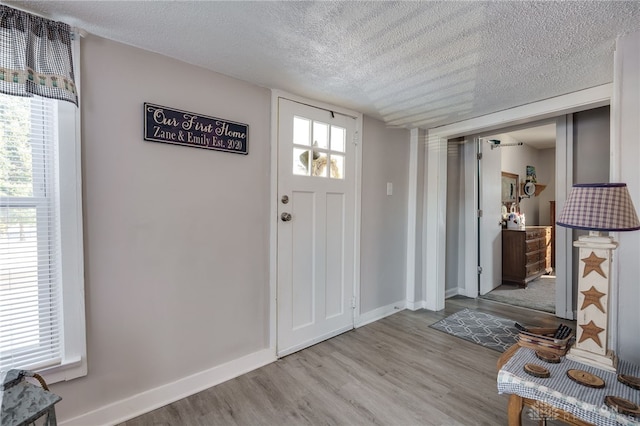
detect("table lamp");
top-left (556, 183), bottom-right (640, 371)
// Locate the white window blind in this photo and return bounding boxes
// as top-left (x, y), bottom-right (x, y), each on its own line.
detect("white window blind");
top-left (0, 93), bottom-right (63, 372)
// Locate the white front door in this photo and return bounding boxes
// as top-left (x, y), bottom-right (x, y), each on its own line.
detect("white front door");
top-left (478, 138), bottom-right (503, 295)
top-left (276, 98), bottom-right (357, 357)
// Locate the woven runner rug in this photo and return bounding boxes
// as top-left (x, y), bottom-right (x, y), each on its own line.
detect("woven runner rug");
top-left (429, 308), bottom-right (518, 352)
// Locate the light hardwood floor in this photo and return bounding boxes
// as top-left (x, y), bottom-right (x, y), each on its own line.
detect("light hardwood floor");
top-left (121, 297), bottom-right (572, 425)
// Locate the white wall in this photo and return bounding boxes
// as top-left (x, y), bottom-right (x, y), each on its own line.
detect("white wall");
top-left (614, 31), bottom-right (640, 364)
top-left (360, 116), bottom-right (410, 313)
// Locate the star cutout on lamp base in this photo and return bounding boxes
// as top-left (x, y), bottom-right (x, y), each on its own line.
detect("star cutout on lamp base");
top-left (565, 235), bottom-right (618, 372)
top-left (567, 319), bottom-right (616, 372)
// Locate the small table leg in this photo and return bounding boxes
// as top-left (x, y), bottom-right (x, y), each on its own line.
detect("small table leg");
top-left (508, 394), bottom-right (524, 426)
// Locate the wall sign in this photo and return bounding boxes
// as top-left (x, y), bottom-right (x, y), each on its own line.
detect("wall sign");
top-left (144, 103), bottom-right (248, 155)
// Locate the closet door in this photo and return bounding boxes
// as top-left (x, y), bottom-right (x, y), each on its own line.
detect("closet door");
top-left (478, 139), bottom-right (503, 295)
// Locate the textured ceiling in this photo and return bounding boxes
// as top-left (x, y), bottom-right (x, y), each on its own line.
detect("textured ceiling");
top-left (6, 1), bottom-right (640, 129)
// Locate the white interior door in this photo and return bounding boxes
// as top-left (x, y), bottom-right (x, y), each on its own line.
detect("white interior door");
top-left (277, 98), bottom-right (356, 357)
top-left (479, 138), bottom-right (503, 295)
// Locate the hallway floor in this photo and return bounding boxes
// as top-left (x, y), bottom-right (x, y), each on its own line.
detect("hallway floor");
top-left (480, 274), bottom-right (556, 313)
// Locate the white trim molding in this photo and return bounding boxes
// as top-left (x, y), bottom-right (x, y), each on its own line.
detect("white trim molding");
top-left (405, 300), bottom-right (426, 311)
top-left (61, 349), bottom-right (276, 426)
top-left (269, 89), bottom-right (364, 353)
top-left (430, 84), bottom-right (611, 139)
top-left (445, 287), bottom-right (462, 299)
top-left (357, 301), bottom-right (406, 327)
top-left (405, 129), bottom-right (420, 306)
top-left (268, 91), bottom-right (279, 356)
top-left (424, 84), bottom-right (612, 314)
top-left (554, 115), bottom-right (575, 320)
top-left (423, 133), bottom-right (447, 311)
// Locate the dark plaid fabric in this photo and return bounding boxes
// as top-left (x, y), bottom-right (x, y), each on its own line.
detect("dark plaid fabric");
top-left (0, 5), bottom-right (78, 105)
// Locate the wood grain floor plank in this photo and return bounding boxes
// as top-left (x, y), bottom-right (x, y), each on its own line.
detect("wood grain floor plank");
top-left (120, 298), bottom-right (572, 425)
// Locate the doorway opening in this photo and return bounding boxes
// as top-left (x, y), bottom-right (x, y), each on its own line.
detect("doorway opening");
top-left (432, 85), bottom-right (610, 320)
top-left (477, 122), bottom-right (557, 314)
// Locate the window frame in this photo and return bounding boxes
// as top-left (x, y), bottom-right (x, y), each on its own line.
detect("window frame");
top-left (0, 34), bottom-right (86, 384)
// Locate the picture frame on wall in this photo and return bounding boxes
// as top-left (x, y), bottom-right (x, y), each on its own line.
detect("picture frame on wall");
top-left (501, 171), bottom-right (519, 209)
top-left (526, 165), bottom-right (537, 182)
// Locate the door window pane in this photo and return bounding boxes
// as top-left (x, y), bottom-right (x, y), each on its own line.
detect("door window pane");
top-left (293, 148), bottom-right (311, 176)
top-left (311, 152), bottom-right (329, 177)
top-left (293, 117), bottom-right (311, 146)
top-left (330, 155), bottom-right (344, 179)
top-left (313, 122), bottom-right (329, 149)
top-left (331, 126), bottom-right (345, 152)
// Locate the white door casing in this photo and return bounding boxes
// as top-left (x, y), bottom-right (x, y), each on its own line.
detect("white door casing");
top-left (425, 85), bottom-right (609, 318)
top-left (478, 138), bottom-right (503, 295)
top-left (276, 98), bottom-right (357, 357)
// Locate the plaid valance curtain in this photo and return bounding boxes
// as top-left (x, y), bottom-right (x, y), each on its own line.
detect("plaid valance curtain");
top-left (0, 5), bottom-right (77, 106)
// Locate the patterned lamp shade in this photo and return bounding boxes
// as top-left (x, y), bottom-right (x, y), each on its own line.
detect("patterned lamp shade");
top-left (556, 183), bottom-right (640, 231)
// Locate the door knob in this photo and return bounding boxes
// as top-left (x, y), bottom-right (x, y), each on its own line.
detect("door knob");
top-left (281, 212), bottom-right (292, 222)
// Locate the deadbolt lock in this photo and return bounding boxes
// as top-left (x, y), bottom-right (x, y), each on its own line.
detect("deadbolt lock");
top-left (281, 195), bottom-right (289, 204)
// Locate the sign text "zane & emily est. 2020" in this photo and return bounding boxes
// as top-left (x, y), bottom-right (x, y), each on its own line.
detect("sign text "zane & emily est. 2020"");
top-left (143, 103), bottom-right (248, 155)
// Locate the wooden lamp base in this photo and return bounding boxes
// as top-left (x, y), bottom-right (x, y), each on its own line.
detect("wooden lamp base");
top-left (570, 234), bottom-right (618, 373)
top-left (566, 346), bottom-right (617, 372)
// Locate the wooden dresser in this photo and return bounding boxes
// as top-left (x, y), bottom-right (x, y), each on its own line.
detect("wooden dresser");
top-left (502, 226), bottom-right (552, 287)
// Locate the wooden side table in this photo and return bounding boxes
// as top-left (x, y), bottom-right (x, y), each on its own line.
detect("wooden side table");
top-left (497, 344), bottom-right (637, 426)
top-left (497, 345), bottom-right (593, 426)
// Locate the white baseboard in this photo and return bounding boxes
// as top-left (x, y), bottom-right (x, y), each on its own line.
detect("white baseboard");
top-left (61, 348), bottom-right (276, 426)
top-left (356, 300), bottom-right (405, 327)
top-left (405, 300), bottom-right (425, 311)
top-left (445, 286), bottom-right (465, 299)
top-left (277, 325), bottom-right (353, 357)
top-left (405, 287), bottom-right (467, 312)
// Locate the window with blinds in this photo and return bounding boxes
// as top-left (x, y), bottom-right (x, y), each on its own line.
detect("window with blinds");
top-left (0, 93), bottom-right (63, 371)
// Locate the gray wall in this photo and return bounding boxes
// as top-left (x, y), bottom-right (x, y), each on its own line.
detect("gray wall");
top-left (50, 35), bottom-right (410, 422)
top-left (51, 35), bottom-right (273, 421)
top-left (571, 106), bottom-right (611, 307)
top-left (360, 116), bottom-right (410, 312)
top-left (414, 133), bottom-right (426, 302)
top-left (536, 148), bottom-right (556, 226)
top-left (616, 30), bottom-right (640, 364)
top-left (574, 107), bottom-right (610, 183)
top-left (446, 140), bottom-right (464, 293)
